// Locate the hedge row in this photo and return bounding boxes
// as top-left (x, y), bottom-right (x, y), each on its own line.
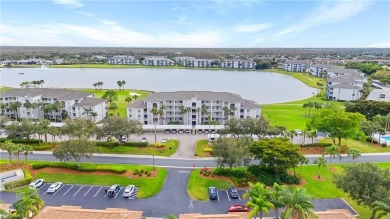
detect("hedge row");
top-left (4, 169), bottom-right (33, 190)
top-left (247, 165), bottom-right (300, 186)
top-left (96, 141), bottom-right (148, 148)
top-left (31, 162), bottom-right (126, 173)
top-left (301, 143), bottom-right (332, 147)
top-left (0, 138), bottom-right (42, 144)
top-left (33, 144), bottom-right (54, 151)
top-left (213, 168), bottom-right (248, 178)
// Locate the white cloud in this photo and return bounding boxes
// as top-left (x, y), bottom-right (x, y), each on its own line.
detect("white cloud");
top-left (275, 0), bottom-right (372, 37)
top-left (53, 0), bottom-right (83, 8)
top-left (234, 23), bottom-right (272, 33)
top-left (0, 22), bottom-right (225, 48)
top-left (76, 11), bottom-right (94, 17)
top-left (366, 42), bottom-right (390, 48)
top-left (100, 19), bottom-right (117, 26)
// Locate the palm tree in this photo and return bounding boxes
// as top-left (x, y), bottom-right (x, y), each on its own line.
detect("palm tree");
top-left (346, 148), bottom-right (361, 163)
top-left (243, 182), bottom-right (274, 219)
top-left (302, 103), bottom-right (308, 116)
top-left (102, 90), bottom-right (118, 108)
top-left (186, 106), bottom-right (192, 125)
top-left (313, 157), bottom-right (327, 179)
top-left (307, 130), bottom-right (317, 144)
top-left (93, 83), bottom-right (98, 90)
top-left (159, 104), bottom-right (166, 125)
top-left (201, 104), bottom-right (207, 124)
top-left (52, 101), bottom-right (65, 122)
top-left (373, 197), bottom-right (390, 219)
top-left (298, 156), bottom-right (309, 173)
top-left (230, 104), bottom-right (237, 117)
top-left (133, 95), bottom-right (138, 100)
top-left (90, 112), bottom-right (98, 122)
top-left (2, 140), bottom-right (15, 166)
top-left (222, 106), bottom-right (230, 121)
top-left (39, 80), bottom-right (44, 88)
top-left (22, 145), bottom-right (33, 163)
top-left (82, 108), bottom-right (93, 121)
top-left (282, 187), bottom-right (317, 219)
top-left (0, 102), bottom-right (6, 116)
top-left (125, 96), bottom-right (133, 105)
top-left (121, 80), bottom-right (126, 90)
top-left (48, 126), bottom-right (60, 142)
top-left (39, 119), bottom-right (51, 142)
top-left (307, 101), bottom-right (315, 116)
top-left (13, 144), bottom-right (23, 166)
top-left (324, 145), bottom-right (341, 164)
top-left (9, 101), bottom-right (22, 120)
top-left (196, 107), bottom-right (201, 125)
top-left (151, 108), bottom-right (159, 146)
top-left (178, 106), bottom-right (187, 125)
top-left (286, 130), bottom-right (296, 143)
top-left (117, 81), bottom-right (122, 90)
top-left (268, 183), bottom-right (288, 219)
top-left (14, 187), bottom-right (45, 219)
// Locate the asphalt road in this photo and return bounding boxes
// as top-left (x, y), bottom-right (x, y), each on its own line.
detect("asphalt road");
top-left (1, 151), bottom-right (388, 169)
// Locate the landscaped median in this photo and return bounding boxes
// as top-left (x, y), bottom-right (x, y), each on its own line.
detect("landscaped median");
top-left (97, 139), bottom-right (179, 156)
top-left (194, 139), bottom-right (212, 157)
top-left (1, 160), bottom-right (167, 198)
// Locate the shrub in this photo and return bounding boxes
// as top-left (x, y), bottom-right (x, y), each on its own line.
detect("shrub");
top-left (0, 138), bottom-right (42, 144)
top-left (145, 170), bottom-right (149, 174)
top-left (33, 144), bottom-right (54, 151)
top-left (203, 171), bottom-right (210, 176)
top-left (247, 165), bottom-right (300, 186)
top-left (122, 142), bottom-right (148, 147)
top-left (31, 162), bottom-right (126, 173)
top-left (4, 169), bottom-right (33, 190)
top-left (203, 146), bottom-right (213, 152)
top-left (96, 141), bottom-right (119, 148)
top-left (366, 137), bottom-right (373, 142)
top-left (140, 170), bottom-right (144, 174)
top-left (373, 140), bottom-right (379, 144)
top-left (213, 168), bottom-right (248, 179)
top-left (301, 143), bottom-right (332, 147)
top-left (147, 172), bottom-right (151, 177)
top-left (155, 143), bottom-right (165, 148)
top-left (382, 143), bottom-right (388, 147)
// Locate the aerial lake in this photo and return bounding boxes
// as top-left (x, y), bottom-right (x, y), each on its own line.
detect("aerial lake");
top-left (1, 68), bottom-right (317, 104)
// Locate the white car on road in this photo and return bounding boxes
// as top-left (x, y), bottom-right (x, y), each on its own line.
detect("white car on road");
top-left (122, 185), bottom-right (135, 198)
top-left (161, 138), bottom-right (168, 143)
top-left (29, 179), bottom-right (45, 189)
top-left (46, 182), bottom-right (63, 193)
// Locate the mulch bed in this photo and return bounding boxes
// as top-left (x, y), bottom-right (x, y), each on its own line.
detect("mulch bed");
top-left (311, 175), bottom-right (327, 181)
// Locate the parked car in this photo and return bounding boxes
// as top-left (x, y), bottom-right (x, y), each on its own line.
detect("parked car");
top-left (46, 182), bottom-right (63, 193)
top-left (185, 129), bottom-right (191, 134)
top-left (171, 129), bottom-right (177, 134)
top-left (295, 129), bottom-right (302, 135)
top-left (121, 136), bottom-right (128, 142)
top-left (228, 204), bottom-right (249, 212)
top-left (164, 129), bottom-right (171, 134)
top-left (211, 129), bottom-right (216, 134)
top-left (140, 137), bottom-right (147, 143)
top-left (208, 187), bottom-right (217, 200)
top-left (122, 185), bottom-right (135, 198)
top-left (178, 129), bottom-right (184, 134)
top-left (161, 138), bottom-right (168, 143)
top-left (106, 184), bottom-right (121, 197)
top-left (204, 130), bottom-right (209, 134)
top-left (229, 187), bottom-right (239, 199)
top-left (29, 179), bottom-right (45, 189)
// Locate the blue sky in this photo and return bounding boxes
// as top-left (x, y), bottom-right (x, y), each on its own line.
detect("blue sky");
top-left (1, 0), bottom-right (389, 48)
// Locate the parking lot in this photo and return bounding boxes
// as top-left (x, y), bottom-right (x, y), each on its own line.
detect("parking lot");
top-left (38, 183), bottom-right (139, 200)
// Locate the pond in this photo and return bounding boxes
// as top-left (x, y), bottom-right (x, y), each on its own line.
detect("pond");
top-left (0, 68), bottom-right (317, 104)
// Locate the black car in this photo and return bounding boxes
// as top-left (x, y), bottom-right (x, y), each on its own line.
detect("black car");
top-left (106, 184), bottom-right (121, 197)
top-left (208, 187), bottom-right (217, 200)
top-left (229, 187), bottom-right (239, 199)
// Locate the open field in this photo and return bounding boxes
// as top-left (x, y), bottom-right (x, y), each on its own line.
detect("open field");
top-left (319, 138), bottom-right (390, 153)
top-left (98, 140), bottom-right (179, 156)
top-left (80, 89), bottom-right (150, 117)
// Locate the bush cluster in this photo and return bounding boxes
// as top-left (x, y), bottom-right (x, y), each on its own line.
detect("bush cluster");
top-left (96, 141), bottom-right (148, 148)
top-left (33, 144), bottom-right (54, 151)
top-left (200, 167), bottom-right (211, 176)
top-left (301, 143), bottom-right (332, 147)
top-left (31, 162), bottom-right (126, 173)
top-left (247, 165), bottom-right (300, 186)
top-left (203, 146), bottom-right (213, 153)
top-left (213, 167), bottom-right (248, 178)
top-left (133, 169), bottom-right (151, 177)
top-left (4, 169), bottom-right (33, 190)
top-left (0, 138), bottom-right (42, 144)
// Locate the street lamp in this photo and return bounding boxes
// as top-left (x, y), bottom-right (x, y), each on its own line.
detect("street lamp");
top-left (152, 155), bottom-right (155, 171)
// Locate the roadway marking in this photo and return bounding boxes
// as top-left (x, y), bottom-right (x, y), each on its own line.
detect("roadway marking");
top-left (63, 185), bottom-right (74, 196)
top-left (53, 185), bottom-right (64, 195)
top-left (84, 186), bottom-right (93, 197)
top-left (73, 185), bottom-right (84, 196)
top-left (178, 170), bottom-right (190, 173)
top-left (94, 186), bottom-right (103, 198)
top-left (114, 187), bottom-right (123, 198)
top-left (238, 193), bottom-right (241, 201)
top-left (216, 190), bottom-right (220, 202)
top-left (226, 190), bottom-right (230, 201)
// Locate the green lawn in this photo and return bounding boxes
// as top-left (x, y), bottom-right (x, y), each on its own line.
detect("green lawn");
top-left (264, 69), bottom-right (325, 89)
top-left (187, 169), bottom-right (232, 201)
top-left (24, 161), bottom-right (168, 198)
top-left (319, 138), bottom-right (390, 153)
top-left (79, 89), bottom-right (150, 117)
top-left (0, 86), bottom-right (11, 92)
top-left (97, 139), bottom-right (179, 156)
top-left (195, 139), bottom-right (212, 157)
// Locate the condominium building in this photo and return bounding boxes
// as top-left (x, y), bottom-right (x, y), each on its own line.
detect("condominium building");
top-left (142, 57), bottom-right (173, 66)
top-left (127, 91), bottom-right (260, 126)
top-left (326, 75), bottom-right (367, 101)
top-left (0, 88), bottom-right (107, 122)
top-left (281, 60), bottom-right (310, 72)
top-left (174, 57), bottom-right (195, 66)
top-left (309, 64), bottom-right (333, 77)
top-left (108, 55), bottom-right (137, 65)
top-left (327, 68), bottom-right (365, 78)
top-left (220, 60), bottom-right (255, 69)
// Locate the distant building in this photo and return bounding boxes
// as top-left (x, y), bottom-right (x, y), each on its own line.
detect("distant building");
top-left (174, 57), bottom-right (195, 66)
top-left (327, 68), bottom-right (365, 78)
top-left (108, 55), bottom-right (137, 65)
top-left (220, 60), bottom-right (255, 69)
top-left (281, 60), bottom-right (310, 72)
top-left (326, 75), bottom-right (367, 101)
top-left (127, 91), bottom-right (260, 125)
top-left (309, 64), bottom-right (333, 77)
top-left (142, 57), bottom-right (173, 66)
top-left (0, 88), bottom-right (107, 122)
top-left (91, 55), bottom-right (107, 60)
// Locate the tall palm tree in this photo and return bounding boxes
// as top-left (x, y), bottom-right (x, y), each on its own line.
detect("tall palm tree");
top-left (346, 148), bottom-right (361, 163)
top-left (39, 119), bottom-right (51, 142)
top-left (306, 130), bottom-right (317, 144)
top-left (40, 103), bottom-right (52, 120)
top-left (2, 140), bottom-right (15, 166)
top-left (324, 145), bottom-right (341, 164)
top-left (22, 145), bottom-right (34, 163)
top-left (186, 106), bottom-right (192, 125)
top-left (93, 83), bottom-right (98, 90)
top-left (14, 187), bottom-right (45, 219)
top-left (282, 187), bottom-right (317, 219)
top-left (82, 108), bottom-right (93, 121)
top-left (201, 104), bottom-right (207, 124)
top-left (13, 144), bottom-right (23, 166)
top-left (230, 104), bottom-right (237, 117)
top-left (39, 80), bottom-right (44, 88)
top-left (52, 101), bottom-right (65, 122)
top-left (121, 80), bottom-right (126, 90)
top-left (178, 105), bottom-right (187, 125)
top-left (133, 95), bottom-right (138, 100)
top-left (9, 101), bottom-right (22, 120)
top-left (0, 102), bottom-right (6, 116)
top-left (117, 81), bottom-right (122, 90)
top-left (286, 130), bottom-right (297, 143)
top-left (243, 182), bottom-right (274, 219)
top-left (159, 104), bottom-right (166, 125)
top-left (222, 106), bottom-right (230, 121)
top-left (125, 96), bottom-right (133, 105)
top-left (151, 108), bottom-right (159, 146)
top-left (298, 156), bottom-right (309, 173)
top-left (268, 183), bottom-right (288, 219)
top-left (313, 157), bottom-right (327, 179)
top-left (373, 197), bottom-right (390, 219)
top-left (196, 107), bottom-right (201, 125)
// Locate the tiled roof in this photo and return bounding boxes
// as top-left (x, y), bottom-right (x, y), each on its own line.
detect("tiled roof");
top-left (327, 76), bottom-right (358, 84)
top-left (128, 99), bottom-right (145, 108)
top-left (330, 84), bottom-right (361, 89)
top-left (73, 97), bottom-right (106, 107)
top-left (0, 88), bottom-right (91, 100)
top-left (110, 55), bottom-right (135, 59)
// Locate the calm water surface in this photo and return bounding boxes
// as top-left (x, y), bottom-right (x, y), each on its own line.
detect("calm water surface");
top-left (0, 68), bottom-right (317, 104)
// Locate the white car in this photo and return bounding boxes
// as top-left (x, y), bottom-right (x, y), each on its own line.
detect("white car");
top-left (29, 179), bottom-right (45, 189)
top-left (295, 129), bottom-right (302, 135)
top-left (140, 137), bottom-right (147, 143)
top-left (161, 138), bottom-right (168, 143)
top-left (122, 185), bottom-right (135, 198)
top-left (46, 182), bottom-right (63, 193)
top-left (121, 136), bottom-right (128, 142)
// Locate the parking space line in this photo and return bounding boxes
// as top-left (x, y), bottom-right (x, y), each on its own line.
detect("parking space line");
top-left (84, 186), bottom-right (93, 197)
top-left (53, 185), bottom-right (64, 195)
top-left (63, 185), bottom-right (74, 196)
top-left (94, 186), bottom-right (103, 197)
top-left (73, 185), bottom-right (84, 196)
top-left (216, 190), bottom-right (220, 202)
top-left (38, 184), bottom-right (46, 191)
top-left (114, 187), bottom-right (123, 198)
top-left (238, 193), bottom-right (241, 201)
top-left (226, 190), bottom-right (230, 201)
